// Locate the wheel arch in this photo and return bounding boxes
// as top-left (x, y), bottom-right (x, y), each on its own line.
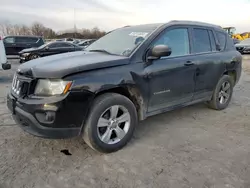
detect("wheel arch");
top-left (223, 70), bottom-right (237, 85)
top-left (94, 86), bottom-right (146, 121)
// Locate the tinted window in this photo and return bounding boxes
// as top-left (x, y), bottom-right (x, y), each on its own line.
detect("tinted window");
top-left (4, 37), bottom-right (15, 43)
top-left (56, 43), bottom-right (74, 48)
top-left (208, 30), bottom-right (216, 51)
top-left (48, 43), bottom-right (59, 48)
top-left (216, 31), bottom-right (226, 50)
top-left (28, 37), bottom-right (39, 43)
top-left (66, 38), bottom-right (74, 41)
top-left (193, 28), bottom-right (211, 53)
top-left (153, 28), bottom-right (190, 57)
top-left (16, 37), bottom-right (38, 43)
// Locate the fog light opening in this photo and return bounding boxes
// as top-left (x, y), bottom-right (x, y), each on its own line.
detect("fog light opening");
top-left (45, 112), bottom-right (55, 122)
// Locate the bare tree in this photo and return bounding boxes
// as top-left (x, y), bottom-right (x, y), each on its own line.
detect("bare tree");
top-left (19, 25), bottom-right (31, 35)
top-left (0, 23), bottom-right (13, 36)
top-left (43, 28), bottom-right (56, 39)
top-left (0, 21), bottom-right (106, 39)
top-left (31, 22), bottom-right (45, 36)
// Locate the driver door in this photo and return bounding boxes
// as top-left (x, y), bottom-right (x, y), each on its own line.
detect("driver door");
top-left (145, 27), bottom-right (197, 112)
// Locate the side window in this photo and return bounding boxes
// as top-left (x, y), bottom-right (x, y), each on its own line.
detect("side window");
top-left (193, 28), bottom-right (211, 53)
top-left (15, 37), bottom-right (38, 43)
top-left (56, 43), bottom-right (73, 48)
top-left (4, 37), bottom-right (15, 43)
top-left (152, 28), bottom-right (190, 57)
top-left (27, 37), bottom-right (39, 43)
top-left (48, 43), bottom-right (58, 48)
top-left (208, 30), bottom-right (216, 51)
top-left (216, 31), bottom-right (226, 50)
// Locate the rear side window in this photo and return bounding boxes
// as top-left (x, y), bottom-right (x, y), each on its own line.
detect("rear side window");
top-left (208, 30), bottom-right (216, 51)
top-left (192, 28), bottom-right (211, 53)
top-left (216, 31), bottom-right (226, 50)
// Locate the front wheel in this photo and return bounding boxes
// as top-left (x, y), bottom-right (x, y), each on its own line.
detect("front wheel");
top-left (30, 54), bottom-right (40, 60)
top-left (83, 93), bottom-right (138, 153)
top-left (207, 75), bottom-right (234, 110)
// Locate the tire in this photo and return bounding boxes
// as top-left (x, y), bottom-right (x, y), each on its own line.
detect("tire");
top-left (83, 93), bottom-right (138, 153)
top-left (207, 75), bottom-right (234, 110)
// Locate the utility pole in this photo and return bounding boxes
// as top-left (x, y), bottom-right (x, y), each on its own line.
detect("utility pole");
top-left (74, 8), bottom-right (76, 38)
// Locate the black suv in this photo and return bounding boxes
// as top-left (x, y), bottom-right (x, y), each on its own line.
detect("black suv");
top-left (3, 36), bottom-right (44, 55)
top-left (7, 21), bottom-right (242, 153)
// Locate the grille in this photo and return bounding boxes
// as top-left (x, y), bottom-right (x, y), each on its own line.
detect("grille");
top-left (236, 47), bottom-right (244, 51)
top-left (11, 74), bottom-right (31, 97)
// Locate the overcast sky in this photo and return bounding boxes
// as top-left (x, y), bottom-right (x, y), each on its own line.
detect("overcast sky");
top-left (1, 0), bottom-right (250, 32)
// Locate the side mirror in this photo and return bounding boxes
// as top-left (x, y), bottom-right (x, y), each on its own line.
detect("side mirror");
top-left (45, 46), bottom-right (50, 50)
top-left (2, 63), bottom-right (11, 70)
top-left (147, 45), bottom-right (172, 60)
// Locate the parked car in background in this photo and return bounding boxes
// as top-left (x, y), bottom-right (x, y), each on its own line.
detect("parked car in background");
top-left (78, 39), bottom-right (96, 48)
top-left (7, 21), bottom-right (242, 153)
top-left (235, 38), bottom-right (250, 54)
top-left (233, 38), bottom-right (240, 44)
top-left (19, 41), bottom-right (83, 63)
top-left (72, 39), bottom-right (81, 45)
top-left (55, 38), bottom-right (74, 42)
top-left (0, 36), bottom-right (11, 70)
top-left (3, 36), bottom-right (45, 56)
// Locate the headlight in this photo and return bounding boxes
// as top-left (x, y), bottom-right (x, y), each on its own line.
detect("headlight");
top-left (34, 79), bottom-right (72, 96)
top-left (22, 53), bottom-right (30, 57)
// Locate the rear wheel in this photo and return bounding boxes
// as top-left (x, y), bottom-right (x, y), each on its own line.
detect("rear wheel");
top-left (207, 75), bottom-right (234, 110)
top-left (83, 93), bottom-right (138, 153)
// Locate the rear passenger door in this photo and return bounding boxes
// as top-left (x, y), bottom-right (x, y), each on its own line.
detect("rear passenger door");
top-left (15, 37), bottom-right (33, 53)
top-left (190, 27), bottom-right (226, 101)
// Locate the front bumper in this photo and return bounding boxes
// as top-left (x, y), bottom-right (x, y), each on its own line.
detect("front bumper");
top-left (7, 91), bottom-right (94, 139)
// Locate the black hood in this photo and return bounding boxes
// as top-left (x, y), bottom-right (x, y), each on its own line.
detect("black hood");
top-left (17, 51), bottom-right (130, 78)
top-left (19, 47), bottom-right (39, 54)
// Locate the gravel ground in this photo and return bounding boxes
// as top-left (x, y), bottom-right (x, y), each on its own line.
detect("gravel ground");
top-left (1, 57), bottom-right (250, 188)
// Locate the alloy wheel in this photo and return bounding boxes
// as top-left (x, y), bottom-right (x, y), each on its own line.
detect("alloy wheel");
top-left (218, 81), bottom-right (231, 104)
top-left (97, 105), bottom-right (131, 145)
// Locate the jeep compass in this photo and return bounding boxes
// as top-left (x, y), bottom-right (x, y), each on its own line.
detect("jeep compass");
top-left (7, 21), bottom-right (242, 153)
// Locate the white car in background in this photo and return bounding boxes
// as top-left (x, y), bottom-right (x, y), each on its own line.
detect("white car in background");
top-left (0, 36), bottom-right (11, 70)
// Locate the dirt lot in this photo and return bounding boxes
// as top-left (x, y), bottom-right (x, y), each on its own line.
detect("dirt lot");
top-left (1, 57), bottom-right (250, 188)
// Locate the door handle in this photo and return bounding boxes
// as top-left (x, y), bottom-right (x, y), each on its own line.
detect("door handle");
top-left (184, 61), bottom-right (194, 66)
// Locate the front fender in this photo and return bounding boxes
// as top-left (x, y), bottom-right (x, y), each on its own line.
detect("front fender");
top-left (66, 66), bottom-right (149, 120)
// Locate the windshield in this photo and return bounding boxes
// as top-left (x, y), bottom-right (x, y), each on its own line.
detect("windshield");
top-left (240, 38), bottom-right (250, 44)
top-left (85, 24), bottom-right (161, 56)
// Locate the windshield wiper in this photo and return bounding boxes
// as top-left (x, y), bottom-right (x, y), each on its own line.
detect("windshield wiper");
top-left (88, 49), bottom-right (115, 55)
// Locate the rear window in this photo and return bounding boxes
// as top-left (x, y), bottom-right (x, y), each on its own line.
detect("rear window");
top-left (216, 31), bottom-right (226, 50)
top-left (193, 28), bottom-right (211, 53)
